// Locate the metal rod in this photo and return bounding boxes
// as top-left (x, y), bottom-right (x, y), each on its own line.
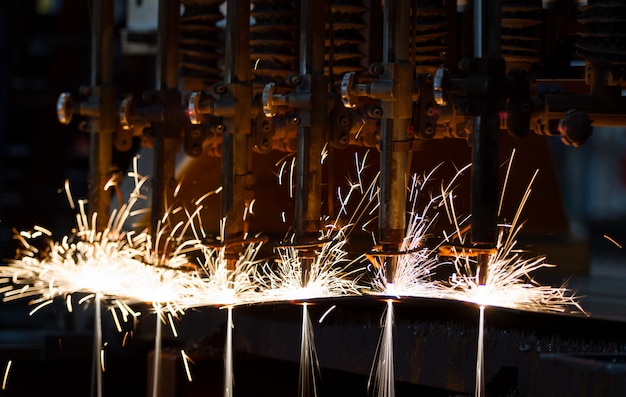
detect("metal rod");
top-left (295, 0), bottom-right (327, 285)
top-left (222, 0), bottom-right (252, 272)
top-left (89, 0), bottom-right (115, 232)
top-left (379, 0), bottom-right (411, 283)
top-left (151, 0), bottom-right (180, 235)
top-left (471, 0), bottom-right (502, 284)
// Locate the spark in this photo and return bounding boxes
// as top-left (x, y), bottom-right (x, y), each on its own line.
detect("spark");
top-left (498, 149), bottom-right (516, 216)
top-left (321, 143), bottom-right (329, 164)
top-left (369, 300), bottom-right (395, 397)
top-left (194, 187), bottom-right (221, 206)
top-left (299, 303), bottom-right (319, 397)
top-left (66, 295), bottom-right (73, 312)
top-left (122, 331), bottom-right (131, 347)
top-left (28, 300), bottom-right (53, 316)
top-left (100, 345), bottom-right (106, 372)
top-left (604, 234), bottom-right (623, 249)
top-left (355, 150), bottom-right (370, 195)
top-left (224, 306), bottom-right (234, 397)
top-left (443, 165), bottom-right (583, 314)
top-left (2, 360), bottom-right (11, 390)
top-left (0, 165), bottom-right (210, 320)
top-left (111, 307), bottom-right (123, 333)
top-left (475, 305), bottom-right (486, 397)
top-left (181, 350), bottom-right (194, 382)
top-left (368, 169), bottom-right (449, 299)
top-left (289, 157), bottom-right (296, 198)
top-left (354, 114), bottom-right (367, 140)
top-left (277, 158), bottom-right (288, 186)
top-left (34, 225), bottom-right (52, 236)
top-left (256, 231), bottom-right (361, 302)
top-left (167, 312), bottom-right (178, 337)
top-left (185, 235), bottom-right (266, 307)
top-left (254, 154), bottom-right (379, 302)
top-left (64, 179), bottom-right (75, 209)
top-left (318, 304), bottom-right (336, 324)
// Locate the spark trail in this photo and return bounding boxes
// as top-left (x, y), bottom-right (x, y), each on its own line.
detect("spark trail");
top-left (476, 305), bottom-right (486, 397)
top-left (369, 300), bottom-right (395, 397)
top-left (440, 156), bottom-right (583, 397)
top-left (299, 303), bottom-right (319, 397)
top-left (224, 306), bottom-right (234, 397)
top-left (443, 166), bottom-right (583, 313)
top-left (366, 167), bottom-right (471, 397)
top-left (0, 169), bottom-right (212, 396)
top-left (369, 168), bottom-right (463, 299)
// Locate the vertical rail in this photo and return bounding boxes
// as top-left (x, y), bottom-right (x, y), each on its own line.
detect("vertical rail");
top-left (222, 0), bottom-right (252, 271)
top-left (151, 0), bottom-right (181, 235)
top-left (470, 0), bottom-right (503, 284)
top-left (89, 0), bottom-right (115, 231)
top-left (379, 0), bottom-right (411, 283)
top-left (295, 0), bottom-right (327, 285)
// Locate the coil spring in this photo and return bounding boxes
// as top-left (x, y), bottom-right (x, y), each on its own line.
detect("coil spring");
top-left (409, 0), bottom-right (448, 76)
top-left (180, 0), bottom-right (224, 90)
top-left (327, 0), bottom-right (368, 79)
top-left (250, 0), bottom-right (298, 92)
top-left (576, 0), bottom-right (626, 64)
top-left (501, 0), bottom-right (542, 72)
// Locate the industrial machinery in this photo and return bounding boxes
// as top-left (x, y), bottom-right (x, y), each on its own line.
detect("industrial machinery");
top-left (48, 0), bottom-right (626, 395)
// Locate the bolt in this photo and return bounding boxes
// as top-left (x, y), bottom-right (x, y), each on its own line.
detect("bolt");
top-left (558, 109), bottom-right (592, 146)
top-left (424, 123), bottom-right (435, 137)
top-left (143, 127), bottom-right (155, 138)
top-left (214, 83), bottom-right (227, 95)
top-left (288, 115), bottom-right (301, 126)
top-left (369, 63), bottom-right (385, 75)
top-left (368, 106), bottom-right (383, 118)
top-left (338, 115), bottom-right (349, 127)
top-left (286, 74), bottom-right (301, 86)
